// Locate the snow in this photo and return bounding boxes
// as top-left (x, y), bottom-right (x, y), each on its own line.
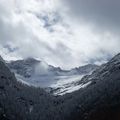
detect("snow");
top-left (15, 74), bottom-right (89, 95)
top-left (50, 75), bottom-right (84, 90)
top-left (29, 105), bottom-right (33, 113)
top-left (8, 59), bottom-right (98, 95)
top-left (15, 74), bottom-right (30, 86)
top-left (53, 81), bottom-right (91, 95)
top-left (13, 69), bottom-right (93, 95)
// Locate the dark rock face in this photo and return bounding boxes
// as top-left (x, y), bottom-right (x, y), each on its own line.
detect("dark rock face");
top-left (0, 53), bottom-right (120, 120)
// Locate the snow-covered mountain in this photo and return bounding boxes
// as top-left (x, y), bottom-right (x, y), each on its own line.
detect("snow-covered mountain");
top-left (7, 58), bottom-right (98, 95)
top-left (1, 53), bottom-right (120, 120)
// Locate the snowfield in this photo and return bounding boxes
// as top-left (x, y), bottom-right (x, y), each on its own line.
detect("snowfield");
top-left (15, 73), bottom-right (92, 95)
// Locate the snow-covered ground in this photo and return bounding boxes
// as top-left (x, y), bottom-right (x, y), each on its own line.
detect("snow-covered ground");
top-left (15, 74), bottom-right (91, 95)
top-left (50, 75), bottom-right (85, 95)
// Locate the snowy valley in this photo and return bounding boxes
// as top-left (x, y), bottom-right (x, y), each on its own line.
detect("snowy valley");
top-left (7, 58), bottom-right (98, 95)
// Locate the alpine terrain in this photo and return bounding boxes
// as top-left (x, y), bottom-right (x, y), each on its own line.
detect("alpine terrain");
top-left (0, 53), bottom-right (120, 120)
top-left (7, 58), bottom-right (98, 95)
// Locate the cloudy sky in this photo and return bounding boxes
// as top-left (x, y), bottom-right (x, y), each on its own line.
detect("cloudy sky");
top-left (0, 0), bottom-right (120, 69)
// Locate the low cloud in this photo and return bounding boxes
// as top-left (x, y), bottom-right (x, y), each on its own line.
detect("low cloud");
top-left (34, 61), bottom-right (49, 75)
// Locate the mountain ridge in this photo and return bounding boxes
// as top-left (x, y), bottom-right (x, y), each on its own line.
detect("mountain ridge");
top-left (0, 53), bottom-right (120, 120)
top-left (7, 58), bottom-right (98, 95)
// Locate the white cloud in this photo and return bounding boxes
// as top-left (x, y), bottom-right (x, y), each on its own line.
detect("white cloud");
top-left (34, 61), bottom-right (49, 75)
top-left (0, 0), bottom-right (120, 69)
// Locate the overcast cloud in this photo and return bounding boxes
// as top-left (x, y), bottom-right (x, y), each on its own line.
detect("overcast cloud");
top-left (63, 0), bottom-right (120, 33)
top-left (0, 0), bottom-right (120, 69)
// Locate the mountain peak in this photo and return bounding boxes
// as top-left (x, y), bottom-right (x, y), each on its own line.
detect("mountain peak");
top-left (24, 57), bottom-right (40, 63)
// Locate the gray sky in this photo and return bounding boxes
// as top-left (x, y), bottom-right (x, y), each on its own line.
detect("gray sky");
top-left (0, 0), bottom-right (120, 69)
top-left (63, 0), bottom-right (120, 33)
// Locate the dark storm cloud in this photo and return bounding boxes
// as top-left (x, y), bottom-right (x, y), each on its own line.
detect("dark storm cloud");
top-left (64, 0), bottom-right (120, 33)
